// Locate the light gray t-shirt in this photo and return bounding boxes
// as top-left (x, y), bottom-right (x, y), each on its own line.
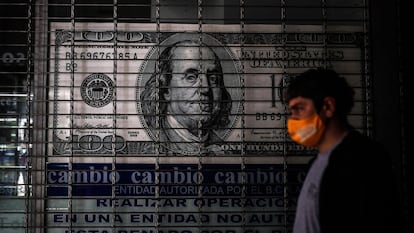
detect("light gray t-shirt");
top-left (292, 145), bottom-right (337, 233)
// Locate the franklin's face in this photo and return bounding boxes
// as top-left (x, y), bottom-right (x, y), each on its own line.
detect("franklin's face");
top-left (164, 44), bottom-right (223, 129)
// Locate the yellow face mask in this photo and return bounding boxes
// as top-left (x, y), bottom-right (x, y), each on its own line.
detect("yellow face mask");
top-left (287, 113), bottom-right (325, 147)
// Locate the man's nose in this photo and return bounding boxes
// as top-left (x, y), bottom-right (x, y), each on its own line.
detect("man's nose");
top-left (198, 73), bottom-right (210, 92)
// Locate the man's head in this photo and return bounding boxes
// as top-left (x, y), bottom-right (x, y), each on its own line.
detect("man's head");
top-left (163, 41), bottom-right (225, 129)
top-left (141, 40), bottom-right (232, 131)
top-left (284, 68), bottom-right (355, 148)
top-left (285, 68), bottom-right (354, 122)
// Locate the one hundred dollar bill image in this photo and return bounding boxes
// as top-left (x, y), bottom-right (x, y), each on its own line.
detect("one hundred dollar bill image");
top-left (49, 23), bottom-right (364, 156)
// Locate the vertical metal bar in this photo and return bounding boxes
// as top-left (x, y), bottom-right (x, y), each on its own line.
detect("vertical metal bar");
top-left (197, 0), bottom-right (203, 154)
top-left (395, 0), bottom-right (408, 229)
top-left (112, 0), bottom-right (119, 232)
top-left (280, 1), bottom-right (289, 232)
top-left (321, 0), bottom-right (328, 69)
top-left (24, 0), bottom-right (33, 232)
top-left (239, 1), bottom-right (247, 232)
top-left (23, 0), bottom-right (33, 233)
top-left (154, 1), bottom-right (161, 232)
top-left (68, 0), bottom-right (76, 232)
top-left (363, 0), bottom-right (372, 137)
top-left (32, 0), bottom-right (48, 232)
top-left (197, 2), bottom-right (203, 232)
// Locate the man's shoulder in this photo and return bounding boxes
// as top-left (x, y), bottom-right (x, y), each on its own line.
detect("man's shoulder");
top-left (332, 129), bottom-right (390, 165)
top-left (341, 130), bottom-right (386, 151)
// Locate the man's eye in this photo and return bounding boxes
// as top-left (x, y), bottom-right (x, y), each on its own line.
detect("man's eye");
top-left (208, 75), bottom-right (219, 85)
top-left (289, 106), bottom-right (300, 114)
top-left (184, 73), bottom-right (198, 83)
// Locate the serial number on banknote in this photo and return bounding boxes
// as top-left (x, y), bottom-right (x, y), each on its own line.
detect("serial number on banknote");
top-left (65, 51), bottom-right (141, 60)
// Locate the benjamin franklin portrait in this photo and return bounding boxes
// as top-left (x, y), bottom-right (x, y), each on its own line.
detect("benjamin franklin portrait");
top-left (137, 33), bottom-right (241, 155)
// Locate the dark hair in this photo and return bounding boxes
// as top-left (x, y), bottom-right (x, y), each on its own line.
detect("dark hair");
top-left (284, 68), bottom-right (355, 121)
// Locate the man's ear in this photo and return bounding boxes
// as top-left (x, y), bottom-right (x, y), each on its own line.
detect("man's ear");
top-left (322, 96), bottom-right (336, 117)
top-left (163, 90), bottom-right (171, 101)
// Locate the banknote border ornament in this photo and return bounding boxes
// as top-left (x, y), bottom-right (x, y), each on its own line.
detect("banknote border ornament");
top-left (80, 73), bottom-right (115, 108)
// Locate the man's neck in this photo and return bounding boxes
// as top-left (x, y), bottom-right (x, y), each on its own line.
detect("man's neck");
top-left (166, 114), bottom-right (208, 142)
top-left (318, 121), bottom-right (350, 154)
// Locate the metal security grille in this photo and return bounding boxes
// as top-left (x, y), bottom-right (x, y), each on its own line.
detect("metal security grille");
top-left (0, 1), bottom-right (385, 233)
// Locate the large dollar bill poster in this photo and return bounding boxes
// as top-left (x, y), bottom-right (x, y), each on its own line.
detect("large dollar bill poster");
top-left (47, 23), bottom-right (365, 233)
